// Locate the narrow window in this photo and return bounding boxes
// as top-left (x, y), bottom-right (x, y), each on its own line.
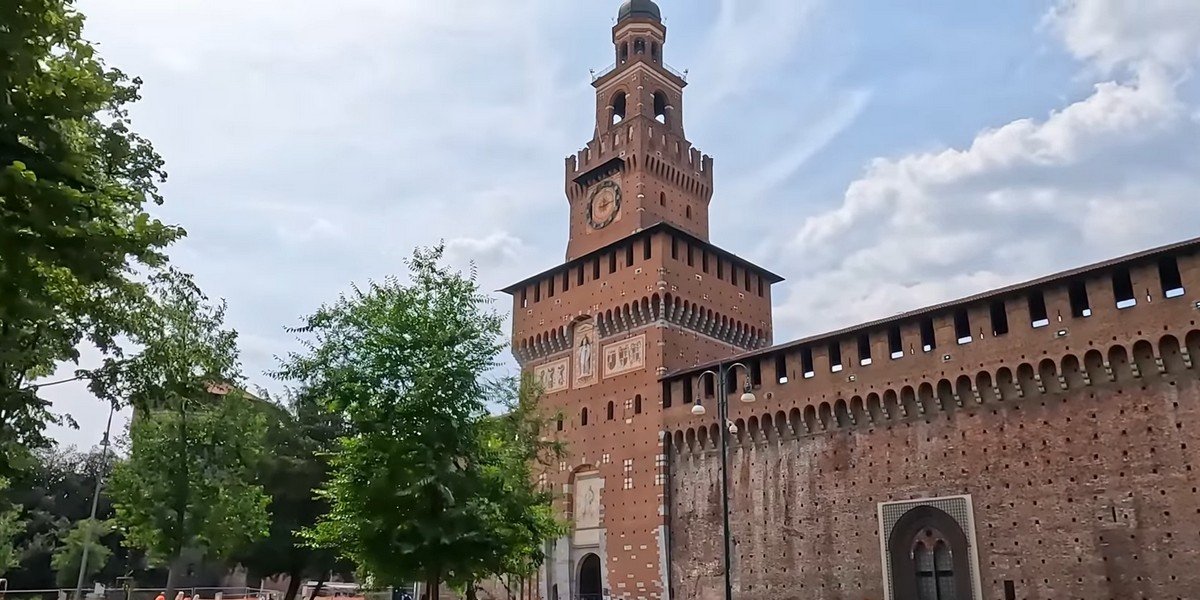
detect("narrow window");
top-left (634, 394), bottom-right (643, 414)
top-left (1028, 291), bottom-right (1050, 327)
top-left (577, 265), bottom-right (584, 287)
top-left (750, 360), bottom-right (762, 386)
top-left (1004, 580), bottom-right (1016, 600)
top-left (757, 278), bottom-right (764, 297)
top-left (919, 317), bottom-right (936, 352)
top-left (744, 272), bottom-right (752, 292)
top-left (548, 276), bottom-right (555, 298)
top-left (686, 244), bottom-right (694, 267)
top-left (858, 333), bottom-right (872, 366)
top-left (828, 341), bottom-right (843, 372)
top-left (731, 267), bottom-right (739, 286)
top-left (1068, 281), bottom-right (1091, 317)
top-left (581, 407), bottom-right (589, 426)
top-left (801, 347), bottom-right (815, 379)
top-left (643, 238), bottom-right (652, 260)
top-left (659, 191), bottom-right (666, 206)
top-left (662, 381), bottom-right (673, 408)
top-left (990, 300), bottom-right (1009, 335)
top-left (701, 251), bottom-right (709, 273)
top-left (685, 205), bottom-right (692, 219)
top-left (775, 353), bottom-right (788, 384)
top-left (562, 271), bottom-right (570, 293)
top-left (682, 378), bottom-right (693, 403)
top-left (534, 283), bottom-right (541, 303)
top-left (609, 252), bottom-right (617, 274)
top-left (888, 326), bottom-right (903, 359)
top-left (520, 289), bottom-right (528, 309)
top-left (671, 237), bottom-right (679, 260)
top-left (1159, 256), bottom-right (1185, 298)
top-left (717, 259), bottom-right (724, 280)
top-left (1112, 268), bottom-right (1136, 309)
top-left (703, 374), bottom-right (714, 397)
top-left (606, 401), bottom-right (614, 421)
top-left (626, 244), bottom-right (634, 267)
top-left (725, 372), bottom-right (736, 394)
top-left (953, 309), bottom-right (971, 344)
top-left (557, 416), bottom-right (563, 431)
top-left (593, 258), bottom-right (601, 280)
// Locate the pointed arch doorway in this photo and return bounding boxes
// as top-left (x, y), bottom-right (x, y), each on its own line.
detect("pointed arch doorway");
top-left (577, 553), bottom-right (602, 599)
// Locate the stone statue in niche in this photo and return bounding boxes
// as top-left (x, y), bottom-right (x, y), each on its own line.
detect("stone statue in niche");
top-left (574, 319), bottom-right (598, 389)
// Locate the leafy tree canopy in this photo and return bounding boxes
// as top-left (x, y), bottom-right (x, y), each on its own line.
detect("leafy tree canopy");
top-left (278, 246), bottom-right (512, 598)
top-left (1, 0), bottom-right (184, 473)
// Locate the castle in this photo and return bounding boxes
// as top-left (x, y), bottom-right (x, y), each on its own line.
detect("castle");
top-left (503, 2), bottom-right (1200, 599)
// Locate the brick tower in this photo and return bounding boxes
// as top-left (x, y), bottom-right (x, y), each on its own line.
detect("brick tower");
top-left (503, 2), bottom-right (782, 598)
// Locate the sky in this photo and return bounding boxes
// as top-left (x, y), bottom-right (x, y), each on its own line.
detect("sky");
top-left (45, 0), bottom-right (1200, 448)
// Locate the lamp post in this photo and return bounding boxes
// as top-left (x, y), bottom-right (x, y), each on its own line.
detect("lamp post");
top-left (74, 403), bottom-right (116, 600)
top-left (690, 363), bottom-right (756, 600)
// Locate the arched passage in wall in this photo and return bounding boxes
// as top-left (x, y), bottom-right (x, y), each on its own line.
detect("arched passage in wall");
top-left (887, 506), bottom-right (974, 600)
top-left (577, 553), bottom-right (602, 599)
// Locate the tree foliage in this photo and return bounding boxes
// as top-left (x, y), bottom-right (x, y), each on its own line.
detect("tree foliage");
top-left (234, 388), bottom-right (349, 600)
top-left (279, 245), bottom-right (544, 599)
top-left (0, 478), bottom-right (23, 575)
top-left (50, 518), bottom-right (113, 587)
top-left (0, 0), bottom-right (184, 474)
top-left (102, 272), bottom-right (267, 597)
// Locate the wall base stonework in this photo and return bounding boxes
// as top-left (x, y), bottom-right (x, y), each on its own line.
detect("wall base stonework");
top-left (669, 371), bottom-right (1200, 600)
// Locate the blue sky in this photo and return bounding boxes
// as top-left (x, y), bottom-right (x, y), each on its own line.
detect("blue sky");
top-left (47, 0), bottom-right (1200, 447)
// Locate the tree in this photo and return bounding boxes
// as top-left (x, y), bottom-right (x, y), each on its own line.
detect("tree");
top-left (277, 246), bottom-right (507, 600)
top-left (0, 0), bottom-right (184, 474)
top-left (51, 518), bottom-right (113, 587)
top-left (452, 377), bottom-right (564, 600)
top-left (102, 271), bottom-right (269, 598)
top-left (235, 389), bottom-right (349, 600)
top-left (0, 478), bottom-right (23, 575)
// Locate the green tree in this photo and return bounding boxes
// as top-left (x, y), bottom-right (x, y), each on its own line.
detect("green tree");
top-left (1, 0), bottom-right (184, 474)
top-left (0, 478), bottom-right (23, 575)
top-left (453, 377), bottom-right (564, 600)
top-left (51, 518), bottom-right (112, 587)
top-left (102, 271), bottom-right (269, 598)
top-left (277, 245), bottom-right (506, 600)
top-left (235, 389), bottom-right (349, 600)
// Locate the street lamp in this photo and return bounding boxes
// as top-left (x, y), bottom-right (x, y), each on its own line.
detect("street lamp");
top-left (689, 363), bottom-right (755, 600)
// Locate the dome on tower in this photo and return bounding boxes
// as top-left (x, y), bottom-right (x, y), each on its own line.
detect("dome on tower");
top-left (618, 0), bottom-right (661, 22)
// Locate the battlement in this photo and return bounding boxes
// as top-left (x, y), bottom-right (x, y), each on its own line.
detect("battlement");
top-left (661, 236), bottom-right (1200, 430)
top-left (565, 119), bottom-right (712, 182)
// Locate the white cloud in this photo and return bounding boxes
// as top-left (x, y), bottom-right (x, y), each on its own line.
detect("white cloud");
top-left (773, 0), bottom-right (1200, 337)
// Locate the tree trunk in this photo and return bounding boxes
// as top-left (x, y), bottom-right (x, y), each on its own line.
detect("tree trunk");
top-left (425, 566), bottom-right (440, 600)
top-left (306, 572), bottom-right (328, 600)
top-left (283, 570), bottom-right (303, 600)
top-left (164, 558), bottom-right (181, 600)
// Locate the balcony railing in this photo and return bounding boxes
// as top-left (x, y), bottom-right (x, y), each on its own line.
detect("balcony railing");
top-left (591, 60), bottom-right (687, 82)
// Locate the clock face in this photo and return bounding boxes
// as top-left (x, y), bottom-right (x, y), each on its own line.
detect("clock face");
top-left (587, 180), bottom-right (621, 229)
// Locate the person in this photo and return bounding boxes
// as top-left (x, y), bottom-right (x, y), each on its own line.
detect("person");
top-left (155, 593), bottom-right (165, 600)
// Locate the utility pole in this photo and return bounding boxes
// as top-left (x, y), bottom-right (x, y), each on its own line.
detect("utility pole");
top-left (74, 404), bottom-right (116, 600)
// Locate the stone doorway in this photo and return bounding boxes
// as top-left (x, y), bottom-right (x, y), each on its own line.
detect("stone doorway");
top-left (577, 553), bottom-right (602, 600)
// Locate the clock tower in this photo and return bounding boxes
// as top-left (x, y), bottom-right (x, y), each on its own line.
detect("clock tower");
top-left (565, 0), bottom-right (711, 261)
top-left (504, 2), bottom-right (782, 599)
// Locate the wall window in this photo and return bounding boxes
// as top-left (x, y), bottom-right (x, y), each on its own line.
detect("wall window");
top-left (919, 317), bottom-right (936, 352)
top-left (801, 347), bottom-right (815, 378)
top-left (671, 237), bottom-right (679, 260)
top-left (593, 258), bottom-right (601, 280)
top-left (626, 244), bottom-right (634, 267)
top-left (577, 265), bottom-right (584, 287)
top-left (534, 283), bottom-right (541, 303)
top-left (828, 341), bottom-right (843, 372)
top-left (634, 394), bottom-right (643, 414)
top-left (686, 243), bottom-right (694, 267)
top-left (1068, 281), bottom-right (1091, 317)
top-left (717, 259), bottom-right (724, 280)
top-left (644, 238), bottom-right (652, 260)
top-left (1028, 291), bottom-right (1050, 327)
top-left (662, 381), bottom-right (673, 408)
top-left (858, 333), bottom-right (873, 366)
top-left (581, 407), bottom-right (589, 426)
top-left (606, 401), bottom-right (614, 421)
top-left (888, 326), bottom-right (903, 359)
top-left (953, 310), bottom-right (971, 345)
top-left (1112, 268), bottom-right (1136, 309)
top-left (989, 300), bottom-right (1009, 335)
top-left (1159, 255), bottom-right (1185, 298)
top-left (750, 360), bottom-right (762, 386)
top-left (774, 353), bottom-right (788, 384)
top-left (682, 378), bottom-right (693, 404)
top-left (609, 252), bottom-right (617, 274)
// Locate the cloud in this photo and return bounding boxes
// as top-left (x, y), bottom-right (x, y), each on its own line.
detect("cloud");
top-left (772, 0), bottom-right (1200, 337)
